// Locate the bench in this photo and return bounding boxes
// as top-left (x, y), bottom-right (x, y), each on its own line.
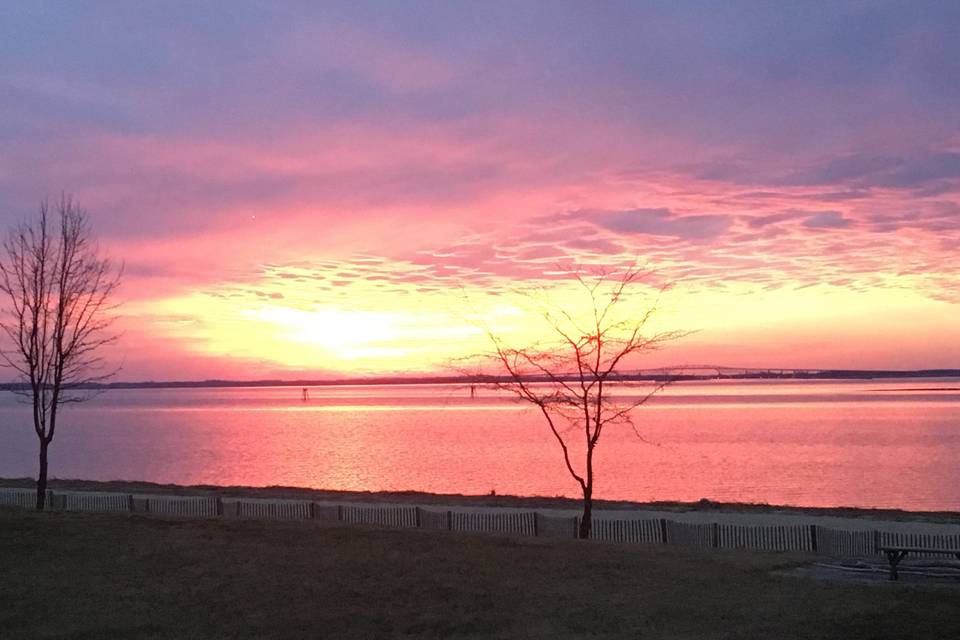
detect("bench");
top-left (878, 546), bottom-right (960, 581)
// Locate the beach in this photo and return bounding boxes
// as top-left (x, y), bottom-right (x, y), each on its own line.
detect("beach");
top-left (4, 477), bottom-right (960, 534)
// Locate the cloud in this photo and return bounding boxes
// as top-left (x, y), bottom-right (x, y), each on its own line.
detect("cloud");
top-left (778, 152), bottom-right (960, 191)
top-left (747, 211), bottom-right (809, 229)
top-left (555, 209), bottom-right (732, 242)
top-left (780, 154), bottom-right (905, 186)
top-left (882, 152), bottom-right (960, 188)
top-left (802, 212), bottom-right (852, 229)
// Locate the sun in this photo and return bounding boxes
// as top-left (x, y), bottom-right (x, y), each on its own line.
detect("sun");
top-left (248, 306), bottom-right (407, 361)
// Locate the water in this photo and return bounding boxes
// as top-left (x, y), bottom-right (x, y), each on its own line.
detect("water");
top-left (0, 379), bottom-right (957, 511)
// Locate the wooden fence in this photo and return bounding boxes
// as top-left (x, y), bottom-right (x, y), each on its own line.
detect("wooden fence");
top-left (451, 511), bottom-right (536, 537)
top-left (341, 504), bottom-right (418, 528)
top-left (145, 496), bottom-right (220, 518)
top-left (537, 513), bottom-right (578, 539)
top-left (0, 488), bottom-right (35, 508)
top-left (418, 508), bottom-right (451, 530)
top-left (878, 531), bottom-right (960, 557)
top-left (718, 524), bottom-right (815, 553)
top-left (236, 499), bottom-right (312, 520)
top-left (587, 517), bottom-right (662, 544)
top-left (64, 492), bottom-right (130, 513)
top-left (664, 520), bottom-right (714, 548)
top-left (814, 525), bottom-right (875, 557)
top-left (2, 488), bottom-right (957, 558)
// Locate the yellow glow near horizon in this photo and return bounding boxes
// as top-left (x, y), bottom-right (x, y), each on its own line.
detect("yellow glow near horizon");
top-left (136, 290), bottom-right (495, 373)
top-left (125, 275), bottom-right (960, 376)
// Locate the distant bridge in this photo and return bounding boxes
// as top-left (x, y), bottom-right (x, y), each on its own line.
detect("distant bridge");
top-left (627, 366), bottom-right (826, 378)
top-left (615, 367), bottom-right (959, 381)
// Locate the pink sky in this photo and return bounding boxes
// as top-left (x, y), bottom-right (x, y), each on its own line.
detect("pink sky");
top-left (1, 3), bottom-right (958, 379)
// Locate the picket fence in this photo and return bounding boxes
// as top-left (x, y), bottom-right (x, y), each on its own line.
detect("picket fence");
top-left (236, 498), bottom-right (312, 520)
top-left (451, 510), bottom-right (536, 537)
top-left (341, 504), bottom-right (418, 528)
top-left (146, 496), bottom-right (219, 518)
top-left (3, 487), bottom-right (959, 559)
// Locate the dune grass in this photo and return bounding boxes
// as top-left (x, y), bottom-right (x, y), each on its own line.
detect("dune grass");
top-left (0, 507), bottom-right (957, 639)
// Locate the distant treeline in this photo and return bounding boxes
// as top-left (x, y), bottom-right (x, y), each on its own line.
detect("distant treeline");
top-left (0, 369), bottom-right (957, 392)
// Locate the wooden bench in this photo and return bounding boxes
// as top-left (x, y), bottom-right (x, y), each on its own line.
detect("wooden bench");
top-left (878, 546), bottom-right (960, 580)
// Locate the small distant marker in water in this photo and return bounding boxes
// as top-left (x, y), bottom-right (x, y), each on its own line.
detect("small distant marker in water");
top-left (302, 387), bottom-right (309, 401)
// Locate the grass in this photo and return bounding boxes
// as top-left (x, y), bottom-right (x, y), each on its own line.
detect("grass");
top-left (1, 508), bottom-right (958, 639)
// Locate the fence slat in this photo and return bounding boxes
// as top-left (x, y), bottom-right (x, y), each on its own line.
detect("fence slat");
top-left (589, 518), bottom-right (663, 543)
top-left (814, 526), bottom-right (876, 557)
top-left (878, 531), bottom-right (960, 558)
top-left (537, 513), bottom-right (577, 538)
top-left (310, 503), bottom-right (340, 523)
top-left (236, 499), bottom-right (311, 520)
top-left (417, 508), bottom-right (450, 530)
top-left (341, 505), bottom-right (418, 528)
top-left (451, 511), bottom-right (536, 536)
top-left (0, 488), bottom-right (34, 508)
top-left (145, 496), bottom-right (218, 518)
top-left (717, 524), bottom-right (813, 552)
top-left (664, 520), bottom-right (714, 548)
top-left (63, 492), bottom-right (130, 513)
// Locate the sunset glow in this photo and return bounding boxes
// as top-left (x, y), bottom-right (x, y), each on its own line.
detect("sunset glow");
top-left (2, 3), bottom-right (957, 379)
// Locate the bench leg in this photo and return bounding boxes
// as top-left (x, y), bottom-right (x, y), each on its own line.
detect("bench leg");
top-left (884, 550), bottom-right (908, 581)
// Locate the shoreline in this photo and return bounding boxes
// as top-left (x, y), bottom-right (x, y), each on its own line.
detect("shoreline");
top-left (3, 476), bottom-right (958, 525)
top-left (2, 371), bottom-right (958, 392)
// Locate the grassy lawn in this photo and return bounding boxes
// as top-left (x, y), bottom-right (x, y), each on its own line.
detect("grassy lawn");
top-left (1, 508), bottom-right (957, 639)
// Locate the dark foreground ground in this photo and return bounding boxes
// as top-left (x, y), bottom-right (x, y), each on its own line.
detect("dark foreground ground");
top-left (1, 508), bottom-right (958, 639)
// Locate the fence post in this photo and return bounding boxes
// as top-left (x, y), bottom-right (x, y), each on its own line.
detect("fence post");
top-left (712, 522), bottom-right (720, 548)
top-left (309, 502), bottom-right (316, 520)
top-left (447, 510), bottom-right (453, 531)
top-left (128, 494), bottom-right (135, 513)
top-left (873, 530), bottom-right (881, 555)
top-left (659, 518), bottom-right (668, 545)
top-left (216, 497), bottom-right (224, 517)
top-left (222, 499), bottom-right (239, 518)
top-left (533, 512), bottom-right (539, 537)
top-left (337, 504), bottom-right (343, 522)
top-left (810, 524), bottom-right (818, 553)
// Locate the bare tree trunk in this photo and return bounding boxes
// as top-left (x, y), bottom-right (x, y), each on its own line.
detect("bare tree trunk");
top-left (482, 266), bottom-right (684, 542)
top-left (36, 439), bottom-right (48, 511)
top-left (0, 198), bottom-right (120, 513)
top-left (578, 485), bottom-right (593, 539)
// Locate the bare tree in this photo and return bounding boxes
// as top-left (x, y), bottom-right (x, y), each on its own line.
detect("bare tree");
top-left (0, 196), bottom-right (121, 510)
top-left (483, 266), bottom-right (686, 539)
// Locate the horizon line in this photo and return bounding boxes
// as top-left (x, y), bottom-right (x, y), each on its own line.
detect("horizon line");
top-left (2, 367), bottom-right (959, 390)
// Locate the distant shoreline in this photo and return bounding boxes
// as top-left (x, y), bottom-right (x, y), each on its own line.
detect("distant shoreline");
top-left (1, 369), bottom-right (958, 391)
top-left (2, 477), bottom-right (958, 525)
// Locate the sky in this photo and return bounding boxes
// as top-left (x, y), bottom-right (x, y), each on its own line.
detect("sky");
top-left (0, 1), bottom-right (958, 380)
